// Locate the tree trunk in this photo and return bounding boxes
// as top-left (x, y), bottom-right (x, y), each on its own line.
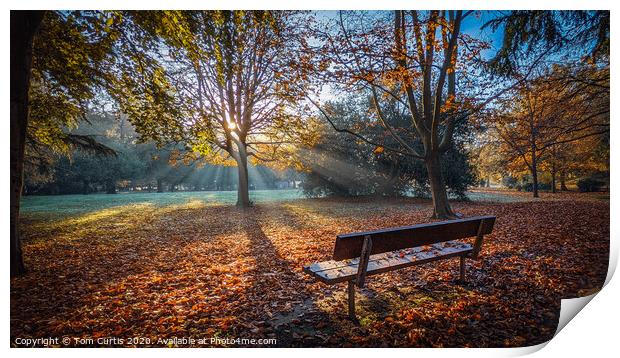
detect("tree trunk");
top-left (157, 178), bottom-right (163, 193)
top-left (531, 152), bottom-right (539, 198)
top-left (10, 11), bottom-right (44, 277)
top-left (550, 145), bottom-right (557, 193)
top-left (425, 153), bottom-right (455, 219)
top-left (234, 147), bottom-right (251, 208)
top-left (551, 163), bottom-right (557, 194)
top-left (560, 171), bottom-right (568, 191)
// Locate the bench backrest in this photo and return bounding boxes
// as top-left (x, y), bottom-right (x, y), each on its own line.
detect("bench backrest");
top-left (333, 215), bottom-right (496, 260)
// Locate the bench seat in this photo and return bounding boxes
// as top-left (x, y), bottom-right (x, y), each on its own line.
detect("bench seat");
top-left (304, 240), bottom-right (472, 284)
top-left (302, 215), bottom-right (496, 319)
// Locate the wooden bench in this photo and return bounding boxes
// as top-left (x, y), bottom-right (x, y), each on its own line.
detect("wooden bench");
top-left (303, 215), bottom-right (496, 319)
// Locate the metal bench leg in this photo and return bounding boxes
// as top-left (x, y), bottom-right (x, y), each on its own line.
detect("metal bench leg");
top-left (347, 280), bottom-right (356, 320)
top-left (459, 255), bottom-right (466, 282)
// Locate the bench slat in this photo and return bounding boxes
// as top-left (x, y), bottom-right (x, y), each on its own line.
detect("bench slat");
top-left (304, 241), bottom-right (472, 284)
top-left (308, 241), bottom-right (468, 273)
top-left (307, 241), bottom-right (464, 274)
top-left (333, 215), bottom-right (495, 260)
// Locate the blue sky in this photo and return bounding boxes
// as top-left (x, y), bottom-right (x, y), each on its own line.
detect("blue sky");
top-left (460, 11), bottom-right (505, 59)
top-left (312, 10), bottom-right (506, 59)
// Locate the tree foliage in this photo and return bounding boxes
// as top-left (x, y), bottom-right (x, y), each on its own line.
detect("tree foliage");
top-left (484, 10), bottom-right (609, 75)
top-left (27, 11), bottom-right (119, 157)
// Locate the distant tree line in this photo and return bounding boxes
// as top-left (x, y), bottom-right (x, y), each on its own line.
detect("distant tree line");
top-left (23, 111), bottom-right (301, 196)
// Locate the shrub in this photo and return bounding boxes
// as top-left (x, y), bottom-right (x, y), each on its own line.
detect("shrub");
top-left (577, 177), bottom-right (604, 192)
top-left (515, 182), bottom-right (551, 192)
top-left (502, 176), bottom-right (518, 189)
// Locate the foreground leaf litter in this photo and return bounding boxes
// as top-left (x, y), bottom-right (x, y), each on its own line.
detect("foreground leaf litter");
top-left (11, 192), bottom-right (609, 347)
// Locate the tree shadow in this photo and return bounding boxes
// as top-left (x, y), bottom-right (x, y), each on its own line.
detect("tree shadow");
top-left (239, 207), bottom-right (351, 347)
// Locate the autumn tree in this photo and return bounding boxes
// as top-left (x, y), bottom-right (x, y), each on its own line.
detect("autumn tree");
top-left (488, 65), bottom-right (609, 197)
top-left (548, 135), bottom-right (609, 192)
top-left (468, 134), bottom-right (504, 187)
top-left (10, 11), bottom-right (133, 276)
top-left (11, 11), bottom-right (316, 274)
top-left (483, 11), bottom-right (609, 195)
top-left (12, 11), bottom-right (120, 275)
top-left (304, 11), bottom-right (516, 218)
top-left (114, 11), bottom-right (315, 208)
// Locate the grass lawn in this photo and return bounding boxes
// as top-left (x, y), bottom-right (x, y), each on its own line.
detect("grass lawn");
top-left (20, 189), bottom-right (306, 219)
top-left (12, 190), bottom-right (609, 347)
top-left (20, 188), bottom-right (533, 219)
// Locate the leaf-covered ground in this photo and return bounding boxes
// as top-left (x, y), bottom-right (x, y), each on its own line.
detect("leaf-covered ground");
top-left (11, 191), bottom-right (609, 347)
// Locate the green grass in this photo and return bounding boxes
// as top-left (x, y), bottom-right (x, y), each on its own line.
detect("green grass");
top-left (21, 189), bottom-right (304, 219)
top-left (464, 191), bottom-right (529, 203)
top-left (20, 188), bottom-right (527, 221)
